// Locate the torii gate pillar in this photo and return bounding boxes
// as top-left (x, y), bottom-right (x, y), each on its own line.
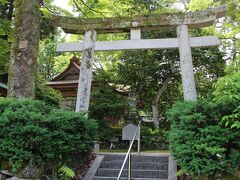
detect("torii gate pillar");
top-left (177, 25), bottom-right (197, 101)
top-left (76, 30), bottom-right (96, 113)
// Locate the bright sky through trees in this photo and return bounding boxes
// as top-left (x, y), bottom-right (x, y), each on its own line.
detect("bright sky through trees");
top-left (53, 0), bottom-right (185, 15)
top-left (53, 0), bottom-right (72, 12)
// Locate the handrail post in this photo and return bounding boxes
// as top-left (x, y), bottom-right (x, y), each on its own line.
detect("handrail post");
top-left (137, 125), bottom-right (140, 155)
top-left (128, 153), bottom-right (131, 180)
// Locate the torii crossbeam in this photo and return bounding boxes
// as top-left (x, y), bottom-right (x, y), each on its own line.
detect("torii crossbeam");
top-left (52, 5), bottom-right (227, 116)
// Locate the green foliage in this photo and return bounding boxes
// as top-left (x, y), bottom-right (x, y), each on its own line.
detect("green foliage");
top-left (89, 83), bottom-right (128, 120)
top-left (97, 121), bottom-right (169, 150)
top-left (70, 0), bottom-right (177, 18)
top-left (117, 29), bottom-right (225, 125)
top-left (117, 30), bottom-right (180, 119)
top-left (37, 32), bottom-right (73, 81)
top-left (187, 0), bottom-right (216, 11)
top-left (218, 0), bottom-right (240, 70)
top-left (35, 77), bottom-right (63, 107)
top-left (0, 98), bottom-right (97, 172)
top-left (167, 100), bottom-right (240, 177)
top-left (58, 165), bottom-right (75, 179)
top-left (37, 38), bottom-right (58, 80)
top-left (222, 106), bottom-right (240, 129)
top-left (213, 62), bottom-right (240, 128)
top-left (213, 72), bottom-right (240, 106)
top-left (0, 0), bottom-right (13, 74)
top-left (96, 121), bottom-right (125, 149)
top-left (140, 126), bottom-right (169, 150)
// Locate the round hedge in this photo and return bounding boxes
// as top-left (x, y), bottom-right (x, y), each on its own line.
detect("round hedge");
top-left (0, 98), bottom-right (97, 172)
top-left (167, 100), bottom-right (240, 178)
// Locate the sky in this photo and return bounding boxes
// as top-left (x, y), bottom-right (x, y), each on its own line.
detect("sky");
top-left (53, 0), bottom-right (72, 12)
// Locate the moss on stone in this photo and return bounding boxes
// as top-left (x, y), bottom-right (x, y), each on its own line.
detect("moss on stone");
top-left (51, 6), bottom-right (227, 34)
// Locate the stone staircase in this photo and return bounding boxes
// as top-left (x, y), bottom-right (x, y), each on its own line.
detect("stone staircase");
top-left (90, 154), bottom-right (174, 180)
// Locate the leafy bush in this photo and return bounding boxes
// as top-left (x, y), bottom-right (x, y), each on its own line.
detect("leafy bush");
top-left (141, 126), bottom-right (168, 150)
top-left (89, 85), bottom-right (128, 121)
top-left (0, 98), bottom-right (97, 173)
top-left (167, 100), bottom-right (240, 178)
top-left (96, 121), bottom-right (127, 149)
top-left (58, 165), bottom-right (75, 179)
top-left (213, 72), bottom-right (240, 128)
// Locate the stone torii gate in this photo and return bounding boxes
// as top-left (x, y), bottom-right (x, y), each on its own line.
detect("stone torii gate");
top-left (52, 5), bottom-right (227, 114)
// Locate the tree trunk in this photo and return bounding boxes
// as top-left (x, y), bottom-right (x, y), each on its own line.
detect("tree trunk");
top-left (152, 103), bottom-right (159, 128)
top-left (8, 0), bottom-right (41, 98)
top-left (152, 76), bottom-right (171, 128)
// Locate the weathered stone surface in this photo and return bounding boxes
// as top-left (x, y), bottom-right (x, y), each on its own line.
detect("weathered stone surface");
top-left (83, 155), bottom-right (104, 180)
top-left (20, 163), bottom-right (37, 179)
top-left (93, 154), bottom-right (170, 179)
top-left (56, 36), bottom-right (220, 52)
top-left (0, 174), bottom-right (7, 180)
top-left (122, 123), bottom-right (140, 140)
top-left (130, 29), bottom-right (141, 40)
top-left (177, 25), bottom-right (197, 101)
top-left (168, 155), bottom-right (177, 180)
top-left (75, 30), bottom-right (96, 113)
top-left (6, 177), bottom-right (18, 180)
top-left (0, 170), bottom-right (13, 180)
top-left (52, 5), bottom-right (227, 34)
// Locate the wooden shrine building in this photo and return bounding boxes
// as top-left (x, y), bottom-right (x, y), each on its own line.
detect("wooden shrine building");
top-left (47, 56), bottom-right (97, 109)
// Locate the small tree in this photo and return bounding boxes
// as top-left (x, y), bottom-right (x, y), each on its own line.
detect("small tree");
top-left (213, 60), bottom-right (240, 129)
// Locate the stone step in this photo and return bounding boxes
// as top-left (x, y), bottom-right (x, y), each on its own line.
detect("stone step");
top-left (93, 177), bottom-right (167, 180)
top-left (95, 169), bottom-right (168, 178)
top-left (102, 155), bottom-right (168, 163)
top-left (100, 161), bottom-right (168, 170)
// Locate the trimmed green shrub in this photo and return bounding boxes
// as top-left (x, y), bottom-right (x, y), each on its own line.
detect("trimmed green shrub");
top-left (167, 100), bottom-right (240, 178)
top-left (0, 98), bottom-right (97, 173)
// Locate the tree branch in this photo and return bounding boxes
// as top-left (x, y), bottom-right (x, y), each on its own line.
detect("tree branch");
top-left (152, 76), bottom-right (172, 105)
top-left (77, 0), bottom-right (106, 17)
top-left (41, 1), bottom-right (59, 15)
top-left (72, 0), bottom-right (87, 16)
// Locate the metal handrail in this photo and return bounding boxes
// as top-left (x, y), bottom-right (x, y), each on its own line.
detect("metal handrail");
top-left (117, 121), bottom-right (141, 180)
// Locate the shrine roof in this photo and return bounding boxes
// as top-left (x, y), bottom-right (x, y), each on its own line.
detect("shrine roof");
top-left (52, 5), bottom-right (227, 34)
top-left (51, 55), bottom-right (80, 81)
top-left (48, 56), bottom-right (96, 89)
top-left (47, 80), bottom-right (79, 85)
